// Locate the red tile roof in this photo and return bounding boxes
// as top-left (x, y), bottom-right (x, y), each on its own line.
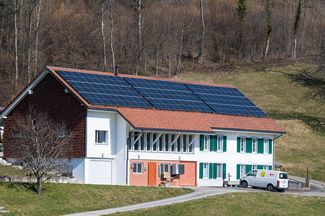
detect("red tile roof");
top-left (117, 107), bottom-right (285, 134)
top-left (47, 66), bottom-right (284, 134)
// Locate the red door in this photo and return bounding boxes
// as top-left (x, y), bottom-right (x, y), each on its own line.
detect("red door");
top-left (148, 162), bottom-right (157, 186)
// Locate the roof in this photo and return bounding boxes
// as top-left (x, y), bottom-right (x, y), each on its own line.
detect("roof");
top-left (0, 66), bottom-right (285, 134)
top-left (116, 107), bottom-right (284, 134)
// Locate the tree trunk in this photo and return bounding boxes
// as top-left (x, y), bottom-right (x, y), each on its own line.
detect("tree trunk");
top-left (262, 0), bottom-right (272, 60)
top-left (135, 0), bottom-right (143, 75)
top-left (292, 0), bottom-right (304, 59)
top-left (155, 50), bottom-right (159, 77)
top-left (36, 176), bottom-right (42, 195)
top-left (197, 0), bottom-right (205, 63)
top-left (14, 0), bottom-right (19, 88)
top-left (109, 0), bottom-right (115, 73)
top-left (34, 0), bottom-right (42, 76)
top-left (100, 0), bottom-right (107, 71)
top-left (27, 7), bottom-right (34, 83)
top-left (175, 16), bottom-right (185, 75)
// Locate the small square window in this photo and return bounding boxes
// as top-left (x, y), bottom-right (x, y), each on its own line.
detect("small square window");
top-left (132, 163), bottom-right (143, 174)
top-left (95, 130), bottom-right (108, 144)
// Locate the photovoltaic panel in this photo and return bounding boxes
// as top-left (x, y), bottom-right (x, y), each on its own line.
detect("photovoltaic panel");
top-left (186, 84), bottom-right (266, 117)
top-left (56, 70), bottom-right (153, 108)
top-left (124, 77), bottom-right (214, 113)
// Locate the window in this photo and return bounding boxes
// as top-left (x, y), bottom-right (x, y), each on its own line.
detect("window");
top-left (264, 139), bottom-right (269, 154)
top-left (217, 164), bottom-right (222, 178)
top-left (263, 165), bottom-right (268, 170)
top-left (203, 163), bottom-right (209, 179)
top-left (170, 134), bottom-right (175, 152)
top-left (146, 133), bottom-right (151, 151)
top-left (204, 135), bottom-right (209, 151)
top-left (247, 169), bottom-right (257, 177)
top-left (158, 135), bottom-right (163, 152)
top-left (252, 165), bottom-right (257, 170)
top-left (152, 133), bottom-right (157, 151)
top-left (140, 134), bottom-right (145, 151)
top-left (217, 136), bottom-right (223, 151)
top-left (176, 136), bottom-right (181, 152)
top-left (240, 165), bottom-right (246, 178)
top-left (132, 163), bottom-right (143, 174)
top-left (95, 130), bottom-right (108, 144)
top-left (252, 138), bottom-right (257, 153)
top-left (165, 134), bottom-right (169, 151)
top-left (160, 164), bottom-right (169, 173)
top-left (133, 132), bottom-right (139, 150)
top-left (240, 137), bottom-right (246, 152)
top-left (188, 135), bottom-right (193, 153)
top-left (279, 173), bottom-right (288, 179)
top-left (182, 135), bottom-right (187, 152)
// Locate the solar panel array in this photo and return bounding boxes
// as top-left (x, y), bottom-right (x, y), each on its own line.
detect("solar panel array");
top-left (124, 77), bottom-right (213, 113)
top-left (56, 70), bottom-right (266, 117)
top-left (186, 84), bottom-right (266, 117)
top-left (57, 71), bottom-right (153, 108)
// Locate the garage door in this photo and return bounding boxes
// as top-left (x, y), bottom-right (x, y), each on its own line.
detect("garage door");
top-left (88, 160), bottom-right (112, 185)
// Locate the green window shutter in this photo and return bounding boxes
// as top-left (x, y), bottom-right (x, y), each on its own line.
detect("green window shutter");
top-left (236, 164), bottom-right (240, 179)
top-left (209, 135), bottom-right (214, 151)
top-left (269, 165), bottom-right (273, 170)
top-left (257, 138), bottom-right (264, 154)
top-left (245, 164), bottom-right (252, 174)
top-left (199, 163), bottom-right (203, 179)
top-left (213, 163), bottom-right (217, 179)
top-left (223, 163), bottom-right (227, 179)
top-left (214, 135), bottom-right (218, 151)
top-left (200, 135), bottom-right (204, 151)
top-left (269, 139), bottom-right (273, 154)
top-left (223, 136), bottom-right (227, 152)
top-left (209, 163), bottom-right (213, 179)
top-left (246, 138), bottom-right (252, 153)
top-left (237, 137), bottom-right (241, 153)
top-left (257, 165), bottom-right (263, 170)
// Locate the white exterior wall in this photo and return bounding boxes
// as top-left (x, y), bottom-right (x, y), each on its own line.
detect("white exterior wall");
top-left (70, 109), bottom-right (279, 186)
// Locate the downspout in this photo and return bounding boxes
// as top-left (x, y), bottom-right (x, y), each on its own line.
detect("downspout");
top-left (273, 134), bottom-right (283, 170)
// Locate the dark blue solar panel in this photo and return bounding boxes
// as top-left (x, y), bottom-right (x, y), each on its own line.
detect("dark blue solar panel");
top-left (57, 71), bottom-right (153, 108)
top-left (186, 84), bottom-right (266, 117)
top-left (124, 77), bottom-right (213, 113)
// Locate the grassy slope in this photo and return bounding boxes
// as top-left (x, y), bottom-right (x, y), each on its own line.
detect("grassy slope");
top-left (0, 165), bottom-right (25, 177)
top-left (0, 183), bottom-right (191, 216)
top-left (177, 63), bottom-right (325, 181)
top-left (113, 193), bottom-right (325, 216)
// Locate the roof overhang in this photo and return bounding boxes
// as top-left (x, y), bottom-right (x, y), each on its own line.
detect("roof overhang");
top-left (212, 127), bottom-right (285, 136)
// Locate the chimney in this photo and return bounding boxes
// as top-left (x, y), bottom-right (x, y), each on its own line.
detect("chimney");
top-left (114, 65), bottom-right (119, 76)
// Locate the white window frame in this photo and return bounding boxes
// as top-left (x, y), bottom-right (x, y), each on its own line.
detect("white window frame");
top-left (95, 130), bottom-right (108, 145)
top-left (263, 165), bottom-right (269, 170)
top-left (204, 135), bottom-right (210, 151)
top-left (203, 163), bottom-right (209, 179)
top-left (264, 139), bottom-right (269, 154)
top-left (217, 164), bottom-right (222, 178)
top-left (217, 136), bottom-right (223, 152)
top-left (240, 165), bottom-right (246, 178)
top-left (252, 138), bottom-right (257, 154)
top-left (160, 163), bottom-right (169, 173)
top-left (132, 162), bottom-right (143, 174)
top-left (240, 137), bottom-right (246, 153)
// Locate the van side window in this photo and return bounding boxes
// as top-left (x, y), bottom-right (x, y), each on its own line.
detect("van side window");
top-left (247, 170), bottom-right (257, 177)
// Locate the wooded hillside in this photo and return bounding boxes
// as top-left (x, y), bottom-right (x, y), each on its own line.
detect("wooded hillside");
top-left (0, 0), bottom-right (324, 106)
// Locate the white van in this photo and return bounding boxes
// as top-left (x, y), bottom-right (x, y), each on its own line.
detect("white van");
top-left (240, 169), bottom-right (289, 192)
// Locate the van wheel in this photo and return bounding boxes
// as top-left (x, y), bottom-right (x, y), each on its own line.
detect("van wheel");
top-left (267, 184), bottom-right (274, 191)
top-left (241, 181), bottom-right (248, 188)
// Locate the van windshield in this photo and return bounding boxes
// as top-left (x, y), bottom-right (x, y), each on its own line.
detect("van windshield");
top-left (279, 173), bottom-right (288, 179)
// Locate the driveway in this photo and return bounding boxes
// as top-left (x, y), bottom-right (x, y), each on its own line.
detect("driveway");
top-left (65, 177), bottom-right (325, 216)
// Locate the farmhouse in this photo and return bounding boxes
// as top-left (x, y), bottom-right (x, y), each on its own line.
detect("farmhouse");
top-left (0, 66), bottom-right (285, 186)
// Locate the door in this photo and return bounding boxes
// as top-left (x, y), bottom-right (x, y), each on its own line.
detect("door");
top-left (88, 160), bottom-right (112, 185)
top-left (148, 162), bottom-right (157, 186)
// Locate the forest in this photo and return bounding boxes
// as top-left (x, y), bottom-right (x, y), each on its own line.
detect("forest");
top-left (0, 0), bottom-right (324, 106)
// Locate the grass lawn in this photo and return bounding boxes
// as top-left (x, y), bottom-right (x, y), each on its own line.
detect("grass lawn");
top-left (0, 165), bottom-right (25, 177)
top-left (0, 183), bottom-right (192, 216)
top-left (178, 63), bottom-right (325, 181)
top-left (113, 192), bottom-right (325, 216)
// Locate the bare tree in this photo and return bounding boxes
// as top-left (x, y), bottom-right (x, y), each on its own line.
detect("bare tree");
top-left (237, 0), bottom-right (247, 58)
top-left (108, 0), bottom-right (115, 73)
top-left (13, 0), bottom-right (19, 88)
top-left (34, 0), bottom-right (42, 76)
top-left (292, 0), bottom-right (304, 59)
top-left (135, 0), bottom-right (144, 75)
top-left (175, 1), bottom-right (188, 75)
top-left (197, 0), bottom-right (205, 63)
top-left (99, 0), bottom-right (107, 71)
top-left (262, 0), bottom-right (272, 59)
top-left (14, 108), bottom-right (72, 194)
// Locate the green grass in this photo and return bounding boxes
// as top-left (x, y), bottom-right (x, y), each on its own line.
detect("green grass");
top-left (0, 183), bottom-right (192, 216)
top-left (0, 165), bottom-right (25, 177)
top-left (113, 192), bottom-right (325, 216)
top-left (178, 63), bottom-right (325, 181)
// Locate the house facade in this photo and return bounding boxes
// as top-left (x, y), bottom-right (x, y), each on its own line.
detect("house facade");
top-left (0, 66), bottom-right (284, 187)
